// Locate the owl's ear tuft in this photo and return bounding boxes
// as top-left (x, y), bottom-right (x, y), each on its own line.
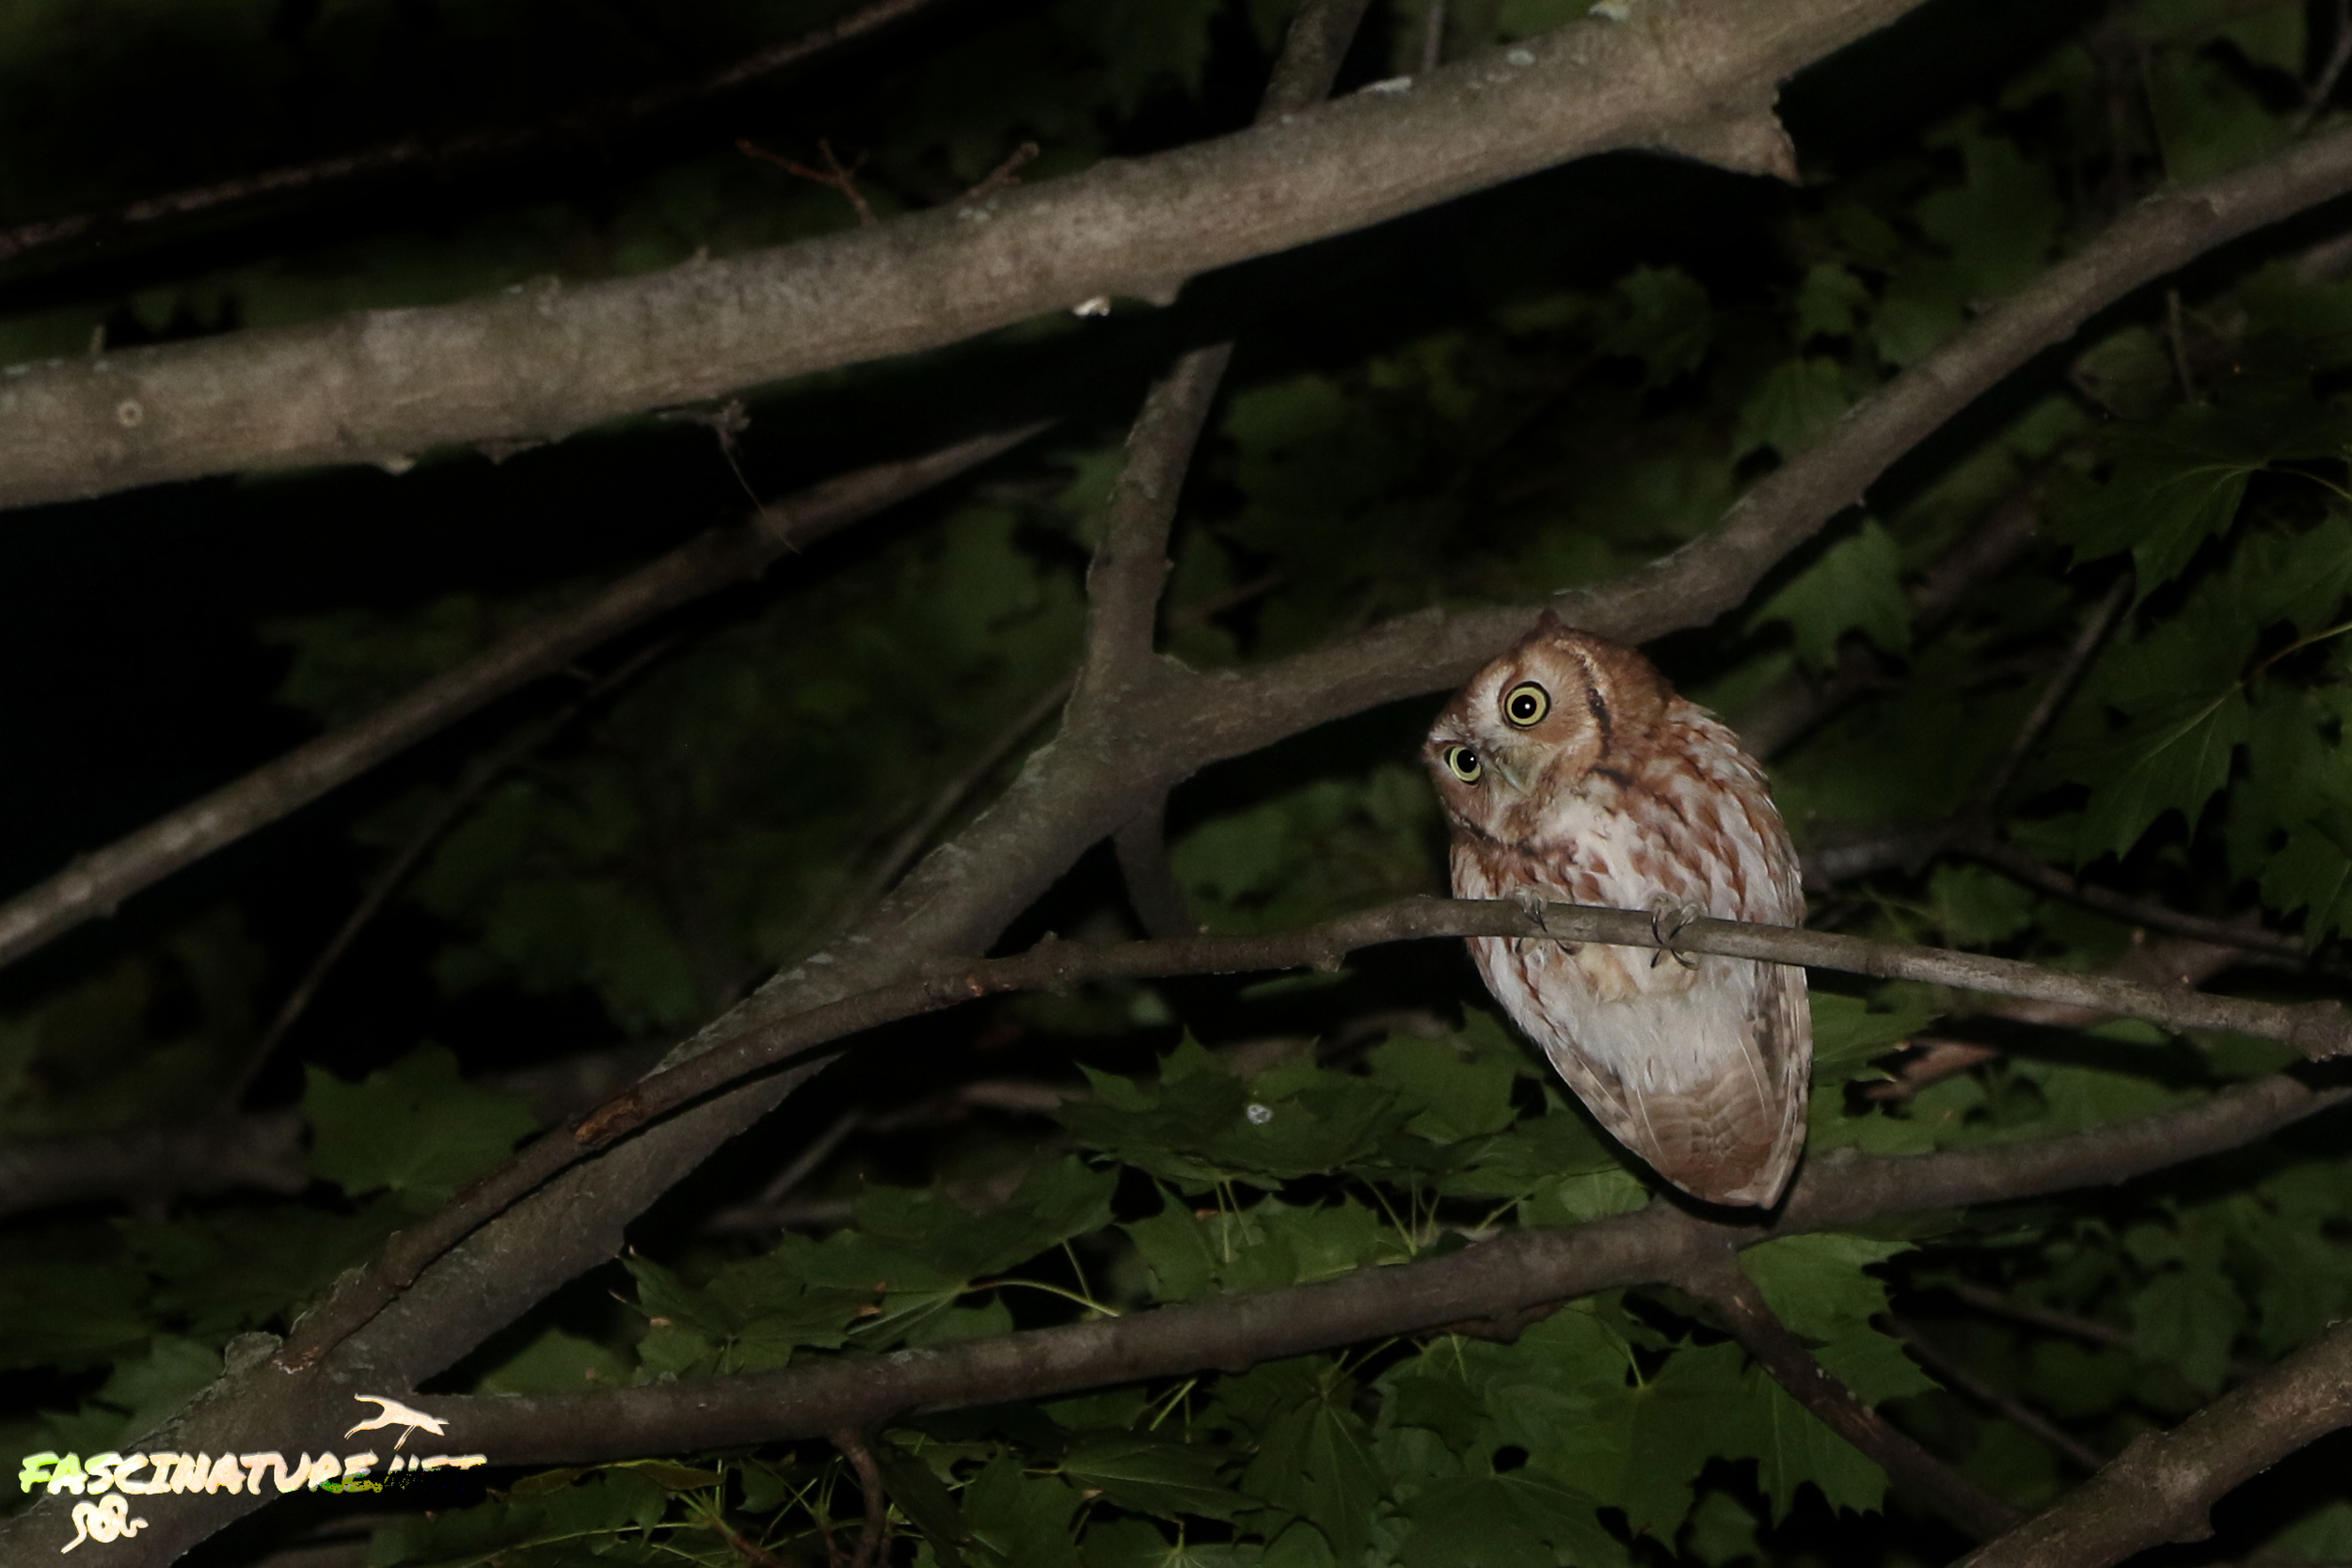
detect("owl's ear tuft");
top-left (1534, 607), bottom-right (1565, 635)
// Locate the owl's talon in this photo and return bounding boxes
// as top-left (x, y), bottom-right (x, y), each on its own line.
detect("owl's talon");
top-left (1510, 886), bottom-right (1552, 935)
top-left (1648, 901), bottom-right (1702, 971)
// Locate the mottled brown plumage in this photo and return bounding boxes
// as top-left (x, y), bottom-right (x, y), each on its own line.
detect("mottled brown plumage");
top-left (1424, 613), bottom-right (1810, 1206)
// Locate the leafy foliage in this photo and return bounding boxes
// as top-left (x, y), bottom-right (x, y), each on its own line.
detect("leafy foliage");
top-left (8, 0), bottom-right (2352, 1565)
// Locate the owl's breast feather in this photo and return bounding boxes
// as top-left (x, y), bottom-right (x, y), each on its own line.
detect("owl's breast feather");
top-left (1447, 825), bottom-right (1697, 1005)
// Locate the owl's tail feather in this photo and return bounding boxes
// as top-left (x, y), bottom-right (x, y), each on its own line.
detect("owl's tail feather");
top-left (1629, 1058), bottom-right (1803, 1208)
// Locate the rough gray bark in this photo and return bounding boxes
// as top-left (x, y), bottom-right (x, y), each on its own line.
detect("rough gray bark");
top-left (0, 0), bottom-right (1890, 510)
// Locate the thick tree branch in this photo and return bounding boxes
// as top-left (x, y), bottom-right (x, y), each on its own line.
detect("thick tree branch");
top-left (0, 0), bottom-right (1868, 509)
top-left (269, 893), bottom-right (2352, 1373)
top-left (1958, 1317), bottom-right (2352, 1568)
top-left (1676, 1243), bottom-right (2024, 1538)
top-left (372, 1074), bottom-right (2345, 1474)
top-left (0, 426), bottom-right (1038, 974)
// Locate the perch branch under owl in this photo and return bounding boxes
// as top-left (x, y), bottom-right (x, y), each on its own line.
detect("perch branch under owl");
top-left (273, 888), bottom-right (2352, 1371)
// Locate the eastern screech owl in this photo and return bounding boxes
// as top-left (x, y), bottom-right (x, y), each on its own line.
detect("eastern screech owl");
top-left (1424, 613), bottom-right (1811, 1207)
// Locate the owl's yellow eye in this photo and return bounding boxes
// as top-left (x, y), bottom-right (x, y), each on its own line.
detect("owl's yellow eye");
top-left (1502, 682), bottom-right (1550, 727)
top-left (1443, 745), bottom-right (1483, 783)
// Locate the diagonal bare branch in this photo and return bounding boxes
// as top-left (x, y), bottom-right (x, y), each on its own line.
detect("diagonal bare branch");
top-left (1182, 120), bottom-right (2352, 767)
top-left (0, 425), bottom-right (1041, 975)
top-left (1081, 0), bottom-right (1371, 907)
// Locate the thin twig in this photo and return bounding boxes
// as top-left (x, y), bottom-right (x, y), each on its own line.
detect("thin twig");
top-left (710, 1518), bottom-right (797, 1568)
top-left (1944, 1280), bottom-right (2262, 1380)
top-left (2301, 0), bottom-right (2352, 130)
top-left (656, 400), bottom-right (764, 515)
top-left (1804, 573), bottom-right (2141, 890)
top-left (957, 141), bottom-right (1040, 206)
top-left (1420, 0), bottom-right (1447, 74)
top-left (2165, 288), bottom-right (2200, 403)
top-left (1961, 834), bottom-right (2308, 960)
top-left (755, 1110), bottom-right (866, 1210)
top-left (222, 639), bottom-right (677, 1109)
top-left (0, 426), bottom-right (1044, 976)
top-left (0, 0), bottom-right (950, 266)
top-left (740, 139), bottom-right (880, 227)
top-left (1947, 1282), bottom-right (2136, 1351)
top-left (831, 1430), bottom-right (892, 1568)
top-left (1886, 1315), bottom-right (2109, 1473)
top-left (1979, 573), bottom-right (2134, 807)
top-left (1677, 1244), bottom-right (2024, 1538)
top-left (1810, 816), bottom-right (2312, 962)
top-left (1865, 1037), bottom-right (2006, 1101)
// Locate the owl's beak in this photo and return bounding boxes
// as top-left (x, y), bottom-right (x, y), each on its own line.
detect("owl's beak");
top-left (1485, 746), bottom-right (1534, 797)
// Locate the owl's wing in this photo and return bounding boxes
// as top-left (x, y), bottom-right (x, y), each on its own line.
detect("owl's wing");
top-left (1534, 955), bottom-right (1812, 1209)
top-left (1737, 955), bottom-right (1813, 1207)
